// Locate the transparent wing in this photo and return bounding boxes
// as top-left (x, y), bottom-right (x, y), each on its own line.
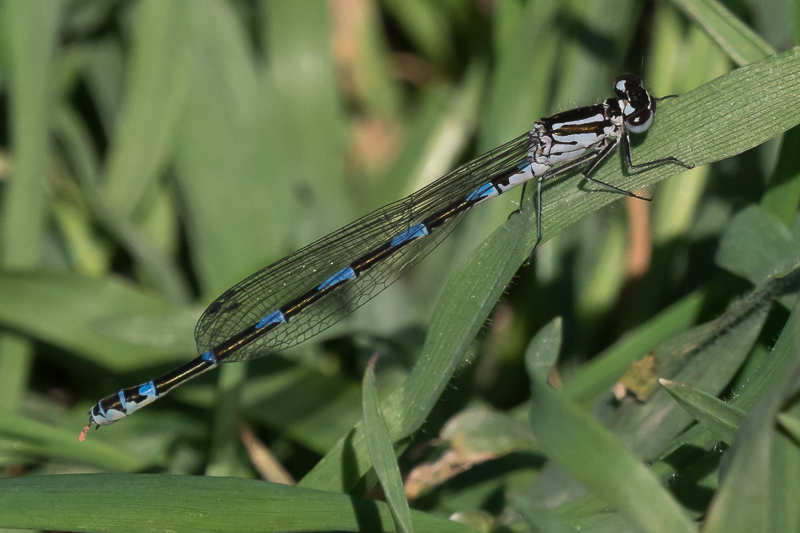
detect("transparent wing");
top-left (195, 132), bottom-right (533, 361)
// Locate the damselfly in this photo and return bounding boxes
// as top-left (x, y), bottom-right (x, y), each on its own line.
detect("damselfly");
top-left (81, 75), bottom-right (692, 440)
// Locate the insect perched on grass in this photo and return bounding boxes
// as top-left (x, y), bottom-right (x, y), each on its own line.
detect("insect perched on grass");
top-left (81, 75), bottom-right (691, 441)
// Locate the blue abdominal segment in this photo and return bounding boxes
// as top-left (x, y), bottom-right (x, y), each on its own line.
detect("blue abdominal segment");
top-left (318, 267), bottom-right (357, 290)
top-left (390, 223), bottom-right (429, 247)
top-left (138, 381), bottom-right (156, 397)
top-left (256, 310), bottom-right (287, 329)
top-left (466, 182), bottom-right (496, 201)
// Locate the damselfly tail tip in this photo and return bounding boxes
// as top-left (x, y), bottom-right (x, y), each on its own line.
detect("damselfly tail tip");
top-left (79, 422), bottom-right (92, 442)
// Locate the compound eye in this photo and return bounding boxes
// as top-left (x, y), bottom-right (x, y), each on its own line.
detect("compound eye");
top-left (625, 108), bottom-right (653, 133)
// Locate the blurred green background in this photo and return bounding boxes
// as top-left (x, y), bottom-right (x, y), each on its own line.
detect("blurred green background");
top-left (1, 0), bottom-right (800, 531)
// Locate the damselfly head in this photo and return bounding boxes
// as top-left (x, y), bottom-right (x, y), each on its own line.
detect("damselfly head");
top-left (614, 75), bottom-right (656, 134)
top-left (613, 75), bottom-right (645, 98)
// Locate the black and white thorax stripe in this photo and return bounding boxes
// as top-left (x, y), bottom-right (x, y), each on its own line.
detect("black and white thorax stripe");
top-left (536, 102), bottom-right (622, 163)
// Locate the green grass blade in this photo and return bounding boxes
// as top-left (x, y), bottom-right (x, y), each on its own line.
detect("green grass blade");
top-left (524, 317), bottom-right (562, 383)
top-left (609, 282), bottom-right (770, 459)
top-left (479, 0), bottom-right (559, 151)
top-left (0, 272), bottom-right (193, 371)
top-left (363, 356), bottom-right (414, 533)
top-left (769, 429), bottom-right (800, 531)
top-left (716, 205), bottom-right (800, 284)
top-left (761, 127), bottom-right (800, 225)
top-left (1, 0), bottom-right (62, 413)
top-left (262, 0), bottom-right (349, 230)
top-left (0, 415), bottom-right (144, 471)
top-left (512, 499), bottom-right (580, 533)
top-left (778, 413), bottom-right (800, 442)
top-left (649, 7), bottom-right (730, 245)
top-left (563, 291), bottom-right (704, 404)
top-left (0, 474), bottom-right (476, 533)
top-left (101, 0), bottom-right (189, 218)
top-left (438, 405), bottom-right (537, 457)
top-left (176, 0), bottom-right (298, 297)
top-left (528, 375), bottom-right (696, 533)
top-left (674, 0), bottom-right (774, 66)
top-left (702, 301), bottom-right (800, 532)
top-left (382, 0), bottom-right (454, 67)
top-left (1, 0), bottom-right (60, 268)
top-left (659, 378), bottom-right (746, 444)
top-left (553, 269), bottom-right (799, 523)
top-left (646, 268), bottom-right (800, 478)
